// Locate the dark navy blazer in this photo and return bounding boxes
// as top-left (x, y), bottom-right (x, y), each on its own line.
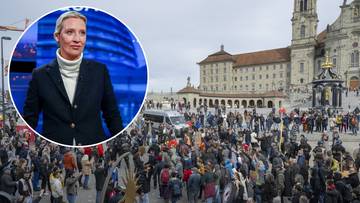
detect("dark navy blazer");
top-left (23, 59), bottom-right (123, 145)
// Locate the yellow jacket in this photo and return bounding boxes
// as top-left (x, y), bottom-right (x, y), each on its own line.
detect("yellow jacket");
top-left (336, 116), bottom-right (342, 124)
top-left (331, 159), bottom-right (340, 172)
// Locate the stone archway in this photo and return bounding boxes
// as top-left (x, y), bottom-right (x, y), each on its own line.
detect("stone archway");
top-left (256, 100), bottom-right (263, 108)
top-left (215, 99), bottom-right (219, 107)
top-left (267, 100), bottom-right (274, 108)
top-left (221, 99), bottom-right (226, 106)
top-left (249, 100), bottom-right (255, 107)
top-left (193, 98), bottom-right (197, 108)
top-left (234, 100), bottom-right (240, 108)
top-left (209, 99), bottom-right (214, 108)
top-left (199, 99), bottom-right (203, 106)
top-left (241, 100), bottom-right (247, 108)
top-left (227, 100), bottom-right (233, 108)
top-left (204, 99), bottom-right (207, 106)
top-left (350, 76), bottom-right (360, 90)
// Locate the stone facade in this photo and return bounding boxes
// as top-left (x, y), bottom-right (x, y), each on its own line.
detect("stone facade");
top-left (317, 0), bottom-right (360, 89)
top-left (200, 0), bottom-right (360, 92)
top-left (198, 47), bottom-right (291, 94)
top-left (177, 0), bottom-right (360, 108)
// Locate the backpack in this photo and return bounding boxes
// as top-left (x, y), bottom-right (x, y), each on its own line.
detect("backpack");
top-left (161, 169), bottom-right (170, 184)
top-left (204, 182), bottom-right (216, 198)
top-left (172, 179), bottom-right (182, 196)
top-left (352, 117), bottom-right (357, 125)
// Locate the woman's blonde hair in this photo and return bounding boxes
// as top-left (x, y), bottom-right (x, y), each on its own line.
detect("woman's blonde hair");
top-left (54, 11), bottom-right (87, 35)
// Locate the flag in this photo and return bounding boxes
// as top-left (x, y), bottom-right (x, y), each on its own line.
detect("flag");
top-left (97, 144), bottom-right (104, 157)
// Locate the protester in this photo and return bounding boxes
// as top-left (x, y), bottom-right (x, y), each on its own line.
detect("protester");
top-left (81, 154), bottom-right (93, 190)
top-left (65, 169), bottom-right (81, 203)
top-left (49, 168), bottom-right (63, 203)
top-left (1, 98), bottom-right (360, 203)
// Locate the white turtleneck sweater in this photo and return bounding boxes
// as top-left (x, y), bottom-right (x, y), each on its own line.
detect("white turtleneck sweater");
top-left (56, 49), bottom-right (83, 105)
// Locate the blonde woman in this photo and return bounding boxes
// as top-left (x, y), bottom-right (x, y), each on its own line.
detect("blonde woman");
top-left (50, 168), bottom-right (64, 203)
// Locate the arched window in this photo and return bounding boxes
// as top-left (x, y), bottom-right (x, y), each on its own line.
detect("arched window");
top-left (300, 0), bottom-right (308, 12)
top-left (300, 63), bottom-right (304, 73)
top-left (300, 25), bottom-right (306, 38)
top-left (351, 50), bottom-right (359, 67)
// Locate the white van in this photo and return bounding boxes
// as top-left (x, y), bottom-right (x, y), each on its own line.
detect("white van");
top-left (143, 110), bottom-right (188, 137)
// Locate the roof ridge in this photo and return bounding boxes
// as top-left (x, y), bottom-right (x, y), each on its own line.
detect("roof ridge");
top-left (209, 50), bottom-right (232, 56)
top-left (233, 47), bottom-right (290, 57)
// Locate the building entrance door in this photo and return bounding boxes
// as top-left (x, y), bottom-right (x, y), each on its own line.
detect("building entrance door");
top-left (350, 76), bottom-right (360, 90)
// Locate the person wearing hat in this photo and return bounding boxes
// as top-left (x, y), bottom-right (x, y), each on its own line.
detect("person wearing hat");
top-left (313, 140), bottom-right (326, 158)
top-left (250, 132), bottom-right (259, 149)
top-left (325, 178), bottom-right (342, 202)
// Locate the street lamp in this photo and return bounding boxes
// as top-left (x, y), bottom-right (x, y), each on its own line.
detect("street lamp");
top-left (1, 36), bottom-right (11, 137)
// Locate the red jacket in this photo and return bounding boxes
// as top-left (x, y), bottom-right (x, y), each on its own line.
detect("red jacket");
top-left (183, 169), bottom-right (192, 182)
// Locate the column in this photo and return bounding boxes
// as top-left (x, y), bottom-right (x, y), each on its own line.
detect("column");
top-left (338, 87), bottom-right (342, 107)
top-left (312, 88), bottom-right (316, 107)
top-left (320, 88), bottom-right (325, 106)
top-left (333, 87), bottom-right (338, 107)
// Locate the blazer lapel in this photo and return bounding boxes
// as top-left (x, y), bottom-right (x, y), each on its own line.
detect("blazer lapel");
top-left (46, 59), bottom-right (71, 104)
top-left (72, 60), bottom-right (89, 105)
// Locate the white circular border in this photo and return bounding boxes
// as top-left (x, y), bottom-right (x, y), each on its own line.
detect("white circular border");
top-left (7, 6), bottom-right (149, 148)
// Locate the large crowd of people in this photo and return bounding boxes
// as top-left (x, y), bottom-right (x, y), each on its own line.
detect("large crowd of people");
top-left (0, 108), bottom-right (134, 203)
top-left (132, 101), bottom-right (360, 203)
top-left (0, 97), bottom-right (360, 203)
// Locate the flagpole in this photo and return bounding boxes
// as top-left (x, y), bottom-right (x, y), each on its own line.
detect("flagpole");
top-left (279, 113), bottom-right (283, 152)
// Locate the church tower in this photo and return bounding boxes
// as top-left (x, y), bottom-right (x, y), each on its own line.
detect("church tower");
top-left (290, 0), bottom-right (318, 89)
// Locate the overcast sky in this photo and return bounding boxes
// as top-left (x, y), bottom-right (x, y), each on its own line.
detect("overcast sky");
top-left (0, 0), bottom-right (344, 92)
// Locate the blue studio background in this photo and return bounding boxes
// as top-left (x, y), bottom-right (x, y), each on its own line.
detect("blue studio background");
top-left (10, 7), bottom-right (148, 137)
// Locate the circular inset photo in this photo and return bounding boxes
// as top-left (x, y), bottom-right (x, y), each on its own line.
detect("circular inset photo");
top-left (8, 7), bottom-right (148, 147)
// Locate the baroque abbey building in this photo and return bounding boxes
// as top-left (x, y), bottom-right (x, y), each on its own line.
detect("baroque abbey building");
top-left (178, 0), bottom-right (360, 109)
